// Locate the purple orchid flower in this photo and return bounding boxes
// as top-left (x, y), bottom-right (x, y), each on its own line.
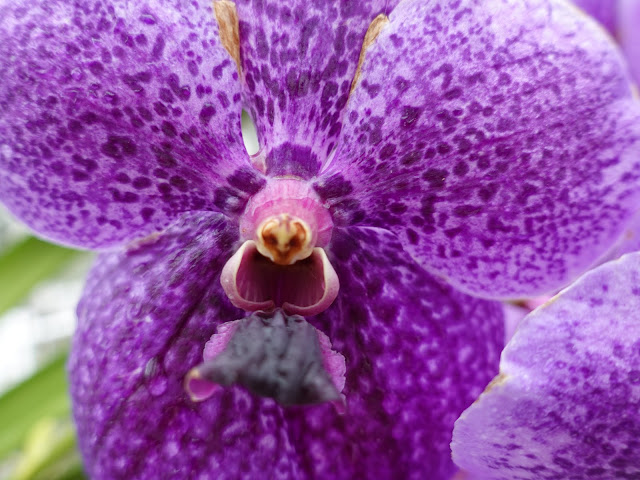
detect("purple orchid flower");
top-left (2, 0), bottom-right (640, 479)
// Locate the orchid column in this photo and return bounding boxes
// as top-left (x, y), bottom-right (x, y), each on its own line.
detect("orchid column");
top-left (1, 0), bottom-right (640, 479)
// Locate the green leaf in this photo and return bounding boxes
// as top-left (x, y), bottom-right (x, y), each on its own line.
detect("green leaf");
top-left (0, 237), bottom-right (81, 316)
top-left (0, 353), bottom-right (71, 459)
top-left (11, 417), bottom-right (86, 480)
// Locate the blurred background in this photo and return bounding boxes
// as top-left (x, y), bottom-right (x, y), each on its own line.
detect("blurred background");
top-left (0, 205), bottom-right (92, 480)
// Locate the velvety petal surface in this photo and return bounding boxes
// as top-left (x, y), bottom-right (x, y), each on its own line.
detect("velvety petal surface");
top-left (69, 220), bottom-right (504, 480)
top-left (316, 0), bottom-right (640, 298)
top-left (0, 0), bottom-right (262, 249)
top-left (452, 252), bottom-right (640, 480)
top-left (236, 0), bottom-right (397, 178)
top-left (283, 227), bottom-right (505, 480)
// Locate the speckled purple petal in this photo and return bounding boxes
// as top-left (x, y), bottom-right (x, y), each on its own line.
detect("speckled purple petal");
top-left (282, 227), bottom-right (504, 480)
top-left (316, 0), bottom-right (640, 298)
top-left (236, 0), bottom-right (397, 178)
top-left (618, 0), bottom-right (640, 85)
top-left (0, 0), bottom-right (262, 249)
top-left (572, 0), bottom-right (617, 34)
top-left (69, 220), bottom-right (504, 479)
top-left (452, 252), bottom-right (640, 480)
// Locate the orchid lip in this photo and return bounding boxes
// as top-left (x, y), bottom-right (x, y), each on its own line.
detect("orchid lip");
top-left (184, 310), bottom-right (346, 408)
top-left (221, 240), bottom-right (339, 316)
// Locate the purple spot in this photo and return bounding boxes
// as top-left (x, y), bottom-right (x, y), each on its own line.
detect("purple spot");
top-left (423, 169), bottom-right (448, 189)
top-left (88, 61), bottom-right (104, 76)
top-left (138, 107), bottom-right (153, 121)
top-left (153, 102), bottom-right (169, 116)
top-left (115, 172), bottom-right (130, 183)
top-left (110, 189), bottom-right (139, 203)
top-left (217, 92), bottom-right (230, 108)
top-left (170, 176), bottom-right (188, 192)
top-left (314, 174), bottom-right (353, 199)
top-left (161, 121), bottom-right (177, 138)
top-left (66, 43), bottom-right (81, 56)
top-left (151, 35), bottom-right (165, 59)
top-left (72, 169), bottom-right (89, 182)
top-left (68, 120), bottom-right (84, 133)
top-left (444, 87), bottom-right (463, 100)
top-left (159, 88), bottom-right (174, 103)
top-left (199, 104), bottom-right (216, 124)
top-left (101, 136), bottom-right (137, 159)
top-left (153, 147), bottom-right (177, 168)
top-left (51, 161), bottom-right (65, 174)
top-left (140, 14), bottom-right (157, 25)
top-left (380, 143), bottom-right (396, 159)
top-left (212, 65), bottom-right (224, 79)
top-left (80, 111), bottom-right (99, 125)
top-left (140, 207), bottom-right (155, 220)
top-left (187, 60), bottom-right (198, 76)
top-left (401, 151), bottom-right (421, 166)
top-left (437, 143), bottom-right (452, 155)
top-left (227, 167), bottom-right (265, 195)
top-left (454, 205), bottom-right (483, 217)
top-left (400, 106), bottom-right (422, 128)
top-left (132, 177), bottom-right (152, 189)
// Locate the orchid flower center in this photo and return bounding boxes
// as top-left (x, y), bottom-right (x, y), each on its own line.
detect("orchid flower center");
top-left (221, 178), bottom-right (338, 316)
top-left (256, 213), bottom-right (312, 265)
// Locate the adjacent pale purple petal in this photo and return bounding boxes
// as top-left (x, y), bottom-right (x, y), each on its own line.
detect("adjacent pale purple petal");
top-left (283, 227), bottom-right (505, 480)
top-left (452, 252), bottom-right (640, 480)
top-left (618, 0), bottom-right (640, 85)
top-left (316, 0), bottom-right (640, 298)
top-left (236, 0), bottom-right (397, 178)
top-left (0, 0), bottom-right (262, 249)
top-left (69, 221), bottom-right (503, 479)
top-left (572, 0), bottom-right (617, 34)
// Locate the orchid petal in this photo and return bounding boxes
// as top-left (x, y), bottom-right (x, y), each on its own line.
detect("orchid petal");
top-left (69, 219), bottom-right (503, 479)
top-left (282, 227), bottom-right (505, 480)
top-left (236, 0), bottom-right (398, 178)
top-left (317, 0), bottom-right (640, 298)
top-left (0, 0), bottom-right (262, 249)
top-left (452, 252), bottom-right (640, 479)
